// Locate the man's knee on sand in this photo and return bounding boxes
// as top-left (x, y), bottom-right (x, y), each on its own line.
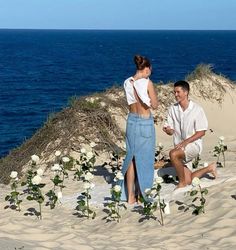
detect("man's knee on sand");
top-left (169, 148), bottom-right (185, 161)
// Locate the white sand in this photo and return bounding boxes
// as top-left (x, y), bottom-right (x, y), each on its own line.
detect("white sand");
top-left (1, 80), bottom-right (236, 250)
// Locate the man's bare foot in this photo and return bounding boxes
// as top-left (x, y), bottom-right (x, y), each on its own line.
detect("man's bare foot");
top-left (208, 163), bottom-right (217, 178)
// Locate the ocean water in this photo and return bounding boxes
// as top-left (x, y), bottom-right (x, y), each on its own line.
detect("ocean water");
top-left (0, 30), bottom-right (236, 157)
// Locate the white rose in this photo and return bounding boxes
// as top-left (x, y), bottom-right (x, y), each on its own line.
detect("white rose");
top-left (145, 188), bottom-right (151, 195)
top-left (51, 164), bottom-right (62, 171)
top-left (219, 136), bottom-right (225, 141)
top-left (55, 150), bottom-right (61, 157)
top-left (83, 182), bottom-right (92, 190)
top-left (81, 148), bottom-right (86, 154)
top-left (155, 177), bottom-right (164, 184)
top-left (203, 162), bottom-right (208, 168)
top-left (37, 168), bottom-right (44, 176)
top-left (86, 152), bottom-right (94, 160)
top-left (115, 171), bottom-right (124, 180)
top-left (113, 185), bottom-right (121, 193)
top-left (150, 189), bottom-right (156, 197)
top-left (90, 142), bottom-right (96, 148)
top-left (10, 171), bottom-right (18, 179)
top-left (192, 177), bottom-right (200, 187)
top-left (62, 157), bottom-right (70, 163)
top-left (31, 154), bottom-right (40, 163)
top-left (84, 172), bottom-right (94, 181)
top-left (32, 175), bottom-right (42, 185)
top-left (57, 191), bottom-right (63, 199)
top-left (123, 143), bottom-right (126, 149)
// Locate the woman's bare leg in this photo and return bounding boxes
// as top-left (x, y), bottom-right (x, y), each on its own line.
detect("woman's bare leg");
top-left (126, 159), bottom-right (136, 204)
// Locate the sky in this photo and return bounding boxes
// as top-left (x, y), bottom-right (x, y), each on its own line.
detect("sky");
top-left (0, 0), bottom-right (236, 30)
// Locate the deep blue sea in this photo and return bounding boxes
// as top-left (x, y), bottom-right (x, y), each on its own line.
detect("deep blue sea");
top-left (0, 30), bottom-right (236, 157)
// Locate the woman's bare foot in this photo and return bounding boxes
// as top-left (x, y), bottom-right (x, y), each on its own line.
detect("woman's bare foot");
top-left (127, 196), bottom-right (136, 204)
top-left (208, 163), bottom-right (217, 178)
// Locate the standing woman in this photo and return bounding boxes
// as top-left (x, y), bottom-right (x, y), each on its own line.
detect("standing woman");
top-left (120, 55), bottom-right (158, 204)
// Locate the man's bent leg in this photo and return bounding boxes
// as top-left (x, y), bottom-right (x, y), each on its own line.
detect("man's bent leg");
top-left (169, 148), bottom-right (191, 188)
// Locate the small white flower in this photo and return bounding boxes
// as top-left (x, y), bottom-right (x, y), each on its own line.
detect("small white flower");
top-left (86, 152), bottom-right (94, 160)
top-left (31, 154), bottom-right (40, 163)
top-left (155, 177), bottom-right (164, 184)
top-left (145, 188), bottom-right (151, 195)
top-left (37, 168), bottom-right (44, 176)
top-left (115, 171), bottom-right (124, 181)
top-left (90, 97), bottom-right (95, 103)
top-left (62, 157), bottom-right (70, 163)
top-left (55, 150), bottom-right (61, 157)
top-left (81, 148), bottom-right (86, 154)
top-left (113, 185), bottom-right (121, 193)
top-left (100, 101), bottom-right (106, 107)
top-left (219, 136), bottom-right (225, 141)
top-left (84, 172), bottom-right (94, 181)
top-left (158, 142), bottom-right (163, 148)
top-left (57, 191), bottom-right (63, 199)
top-left (90, 142), bottom-right (96, 148)
top-left (10, 171), bottom-right (18, 179)
top-left (51, 164), bottom-right (62, 171)
top-left (203, 162), bottom-right (208, 168)
top-left (123, 143), bottom-right (126, 149)
top-left (32, 175), bottom-right (42, 185)
top-left (192, 177), bottom-right (200, 187)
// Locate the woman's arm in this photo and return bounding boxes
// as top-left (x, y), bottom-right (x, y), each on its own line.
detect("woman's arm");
top-left (148, 80), bottom-right (158, 109)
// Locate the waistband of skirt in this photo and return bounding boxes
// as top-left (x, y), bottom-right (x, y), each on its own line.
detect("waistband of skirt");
top-left (128, 112), bottom-right (153, 120)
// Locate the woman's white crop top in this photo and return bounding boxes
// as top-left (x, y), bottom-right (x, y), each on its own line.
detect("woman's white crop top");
top-left (124, 77), bottom-right (151, 107)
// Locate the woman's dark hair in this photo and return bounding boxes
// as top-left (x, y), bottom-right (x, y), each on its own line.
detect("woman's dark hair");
top-left (174, 80), bottom-right (190, 93)
top-left (134, 55), bottom-right (151, 70)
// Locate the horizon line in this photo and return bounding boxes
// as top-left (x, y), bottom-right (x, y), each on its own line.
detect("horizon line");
top-left (0, 28), bottom-right (236, 31)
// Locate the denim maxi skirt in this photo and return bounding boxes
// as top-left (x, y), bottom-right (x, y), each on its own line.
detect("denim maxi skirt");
top-left (120, 113), bottom-right (155, 201)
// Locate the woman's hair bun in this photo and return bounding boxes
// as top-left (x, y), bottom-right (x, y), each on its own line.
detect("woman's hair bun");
top-left (134, 55), bottom-right (151, 70)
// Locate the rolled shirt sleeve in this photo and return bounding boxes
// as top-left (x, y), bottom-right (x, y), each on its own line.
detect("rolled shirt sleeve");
top-left (195, 107), bottom-right (208, 131)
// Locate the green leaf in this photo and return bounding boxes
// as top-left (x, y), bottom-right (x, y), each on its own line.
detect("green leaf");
top-left (5, 195), bottom-right (10, 201)
top-left (192, 197), bottom-right (198, 202)
top-left (190, 190), bottom-right (198, 196)
top-left (27, 196), bottom-right (34, 201)
top-left (203, 189), bottom-right (208, 195)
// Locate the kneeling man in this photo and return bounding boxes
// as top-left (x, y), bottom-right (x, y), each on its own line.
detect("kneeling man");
top-left (163, 80), bottom-right (217, 188)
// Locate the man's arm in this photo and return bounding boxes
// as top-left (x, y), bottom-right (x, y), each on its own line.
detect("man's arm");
top-left (175, 130), bottom-right (206, 150)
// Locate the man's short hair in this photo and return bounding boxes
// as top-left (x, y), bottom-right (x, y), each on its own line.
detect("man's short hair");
top-left (174, 80), bottom-right (190, 93)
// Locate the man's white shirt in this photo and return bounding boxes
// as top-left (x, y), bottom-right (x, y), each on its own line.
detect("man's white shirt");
top-left (165, 100), bottom-right (208, 153)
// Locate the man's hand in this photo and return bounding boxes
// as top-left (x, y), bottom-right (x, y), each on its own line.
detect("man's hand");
top-left (163, 126), bottom-right (174, 135)
top-left (175, 141), bottom-right (188, 150)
